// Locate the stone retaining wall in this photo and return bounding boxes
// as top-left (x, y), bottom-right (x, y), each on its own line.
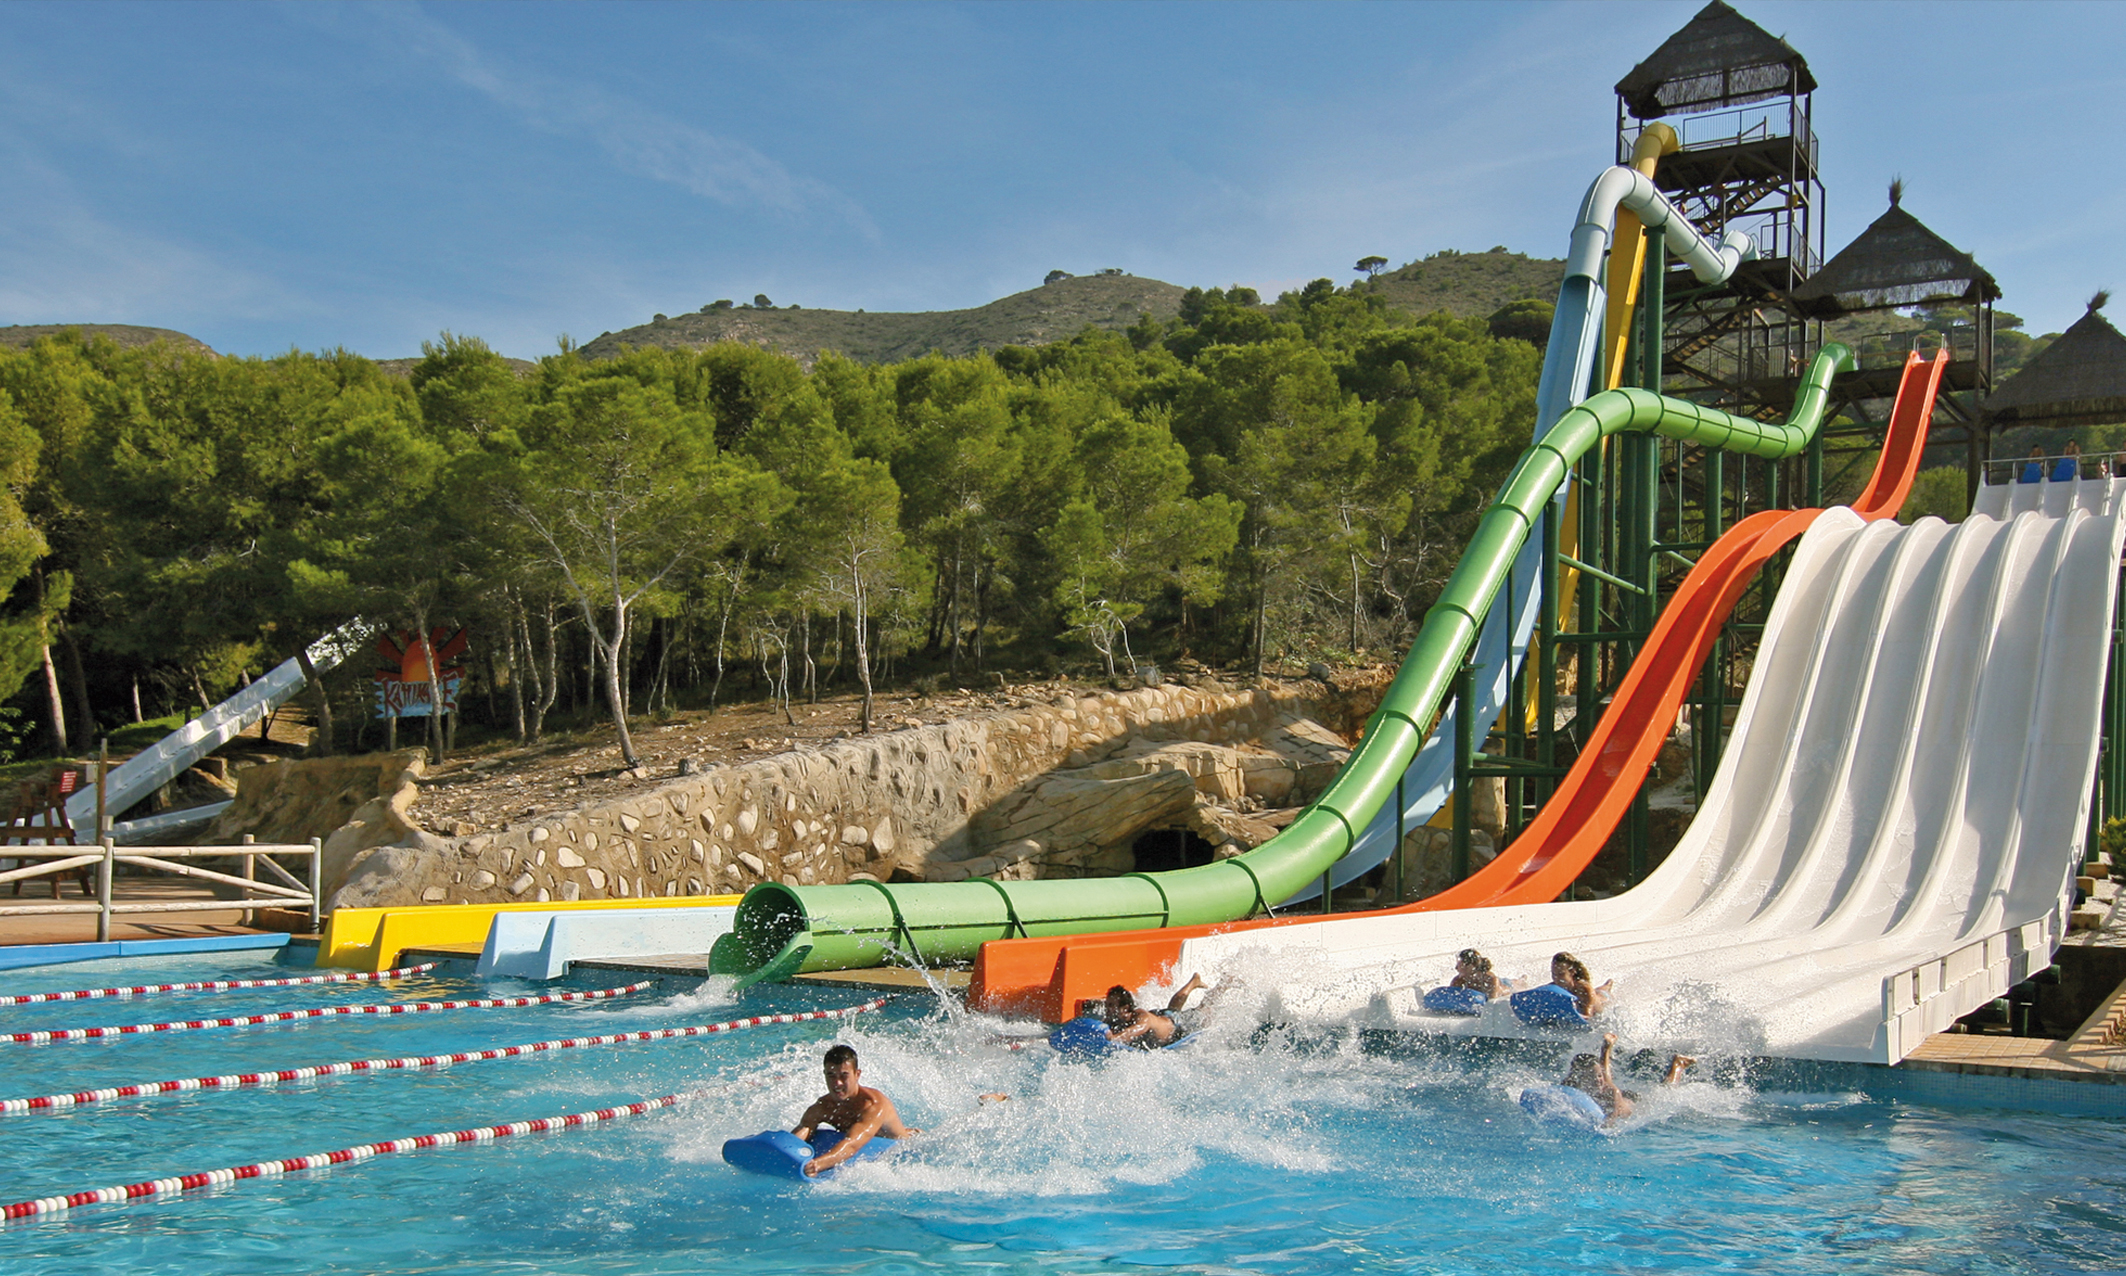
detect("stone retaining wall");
top-left (329, 676), bottom-right (1388, 911)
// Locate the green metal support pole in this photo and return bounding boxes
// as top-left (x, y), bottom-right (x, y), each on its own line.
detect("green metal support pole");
top-left (1807, 429), bottom-right (1825, 509)
top-left (1699, 427), bottom-right (1725, 796)
top-left (1627, 226), bottom-right (1666, 885)
top-left (1578, 442), bottom-right (1602, 727)
top-left (1394, 773), bottom-right (1405, 902)
top-left (1452, 661), bottom-right (1474, 883)
top-left (1509, 650), bottom-right (1527, 838)
top-left (1538, 503), bottom-right (1559, 808)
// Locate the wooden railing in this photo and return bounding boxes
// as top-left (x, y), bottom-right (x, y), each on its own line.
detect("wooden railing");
top-left (0, 837), bottom-right (321, 941)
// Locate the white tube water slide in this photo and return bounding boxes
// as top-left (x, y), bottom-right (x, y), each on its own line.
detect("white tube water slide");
top-left (1279, 168), bottom-right (1755, 904)
top-left (44, 622), bottom-right (371, 845)
top-left (1180, 475), bottom-right (2126, 1064)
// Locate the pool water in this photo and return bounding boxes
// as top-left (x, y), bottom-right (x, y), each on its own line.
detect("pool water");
top-left (1, 951), bottom-right (2122, 1274)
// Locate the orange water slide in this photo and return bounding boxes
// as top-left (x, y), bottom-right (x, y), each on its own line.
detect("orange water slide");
top-left (969, 351), bottom-right (1949, 1022)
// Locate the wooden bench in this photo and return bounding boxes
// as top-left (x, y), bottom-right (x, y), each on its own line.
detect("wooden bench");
top-left (3, 767), bottom-right (95, 899)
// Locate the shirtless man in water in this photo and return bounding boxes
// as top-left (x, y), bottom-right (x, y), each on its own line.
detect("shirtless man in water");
top-left (1560, 1032), bottom-right (1696, 1127)
top-left (1103, 975), bottom-right (1214, 1048)
top-left (791, 1044), bottom-right (919, 1176)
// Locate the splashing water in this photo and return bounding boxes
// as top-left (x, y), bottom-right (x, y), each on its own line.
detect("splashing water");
top-left (3, 952), bottom-right (2122, 1275)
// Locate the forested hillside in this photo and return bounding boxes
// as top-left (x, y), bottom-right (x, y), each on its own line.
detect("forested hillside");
top-left (579, 251), bottom-right (1561, 367)
top-left (0, 279), bottom-right (1540, 767)
top-left (579, 272), bottom-right (1190, 366)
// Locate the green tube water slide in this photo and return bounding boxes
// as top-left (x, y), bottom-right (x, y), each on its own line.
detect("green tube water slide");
top-left (709, 346), bottom-right (1855, 986)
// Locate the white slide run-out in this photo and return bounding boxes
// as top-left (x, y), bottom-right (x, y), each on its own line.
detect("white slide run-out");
top-left (1178, 476), bottom-right (2126, 1064)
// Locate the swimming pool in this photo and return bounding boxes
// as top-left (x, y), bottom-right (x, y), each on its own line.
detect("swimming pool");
top-left (1, 951), bottom-right (2121, 1274)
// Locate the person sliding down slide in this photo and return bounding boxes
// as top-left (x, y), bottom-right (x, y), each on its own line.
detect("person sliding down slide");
top-left (1511, 952), bottom-right (1614, 1027)
top-left (1422, 950), bottom-right (1514, 1015)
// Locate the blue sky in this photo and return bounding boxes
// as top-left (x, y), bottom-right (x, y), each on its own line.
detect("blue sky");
top-left (1, 1), bottom-right (2120, 360)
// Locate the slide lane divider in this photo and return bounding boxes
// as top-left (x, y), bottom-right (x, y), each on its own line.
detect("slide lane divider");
top-left (0, 964), bottom-right (439, 1006)
top-left (0, 981), bottom-right (655, 1044)
top-left (0, 998), bottom-right (888, 1114)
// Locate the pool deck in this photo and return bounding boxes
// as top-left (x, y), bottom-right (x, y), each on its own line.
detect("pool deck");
top-left (572, 953), bottom-right (967, 993)
top-left (395, 946), bottom-right (972, 994)
top-left (1900, 872), bottom-right (2126, 1085)
top-left (0, 879), bottom-right (310, 947)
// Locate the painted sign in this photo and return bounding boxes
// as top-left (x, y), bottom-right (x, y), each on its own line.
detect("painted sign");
top-left (373, 628), bottom-right (470, 720)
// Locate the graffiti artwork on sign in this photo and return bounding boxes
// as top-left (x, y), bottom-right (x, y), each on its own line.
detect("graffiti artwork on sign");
top-left (373, 628), bottom-right (470, 720)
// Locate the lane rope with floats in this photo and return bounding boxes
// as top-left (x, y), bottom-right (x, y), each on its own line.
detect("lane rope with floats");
top-left (0, 981), bottom-right (656, 1044)
top-left (1, 1084), bottom-right (729, 1221)
top-left (0, 999), bottom-right (889, 1113)
top-left (0, 964), bottom-right (439, 1006)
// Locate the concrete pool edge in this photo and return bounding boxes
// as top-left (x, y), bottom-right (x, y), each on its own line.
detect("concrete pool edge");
top-left (0, 932), bottom-right (292, 972)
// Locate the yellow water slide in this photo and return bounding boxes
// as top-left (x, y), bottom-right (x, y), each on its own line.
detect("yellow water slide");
top-left (1538, 123), bottom-right (1679, 726)
top-left (318, 896), bottom-right (743, 972)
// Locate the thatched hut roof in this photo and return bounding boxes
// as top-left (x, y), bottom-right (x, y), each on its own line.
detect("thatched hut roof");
top-left (1616, 1), bottom-right (1815, 120)
top-left (1793, 184), bottom-right (1999, 316)
top-left (1985, 295), bottom-right (2126, 428)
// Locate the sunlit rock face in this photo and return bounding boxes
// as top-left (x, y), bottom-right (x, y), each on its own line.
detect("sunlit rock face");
top-left (324, 675), bottom-right (1388, 911)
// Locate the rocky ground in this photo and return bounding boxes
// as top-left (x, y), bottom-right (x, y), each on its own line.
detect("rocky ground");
top-left (184, 673), bottom-right (1321, 842)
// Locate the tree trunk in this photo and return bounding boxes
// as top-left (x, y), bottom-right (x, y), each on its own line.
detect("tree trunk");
top-left (948, 543), bottom-right (963, 672)
top-left (710, 591), bottom-right (732, 709)
top-left (652, 614), bottom-right (675, 715)
top-left (189, 666), bottom-right (211, 717)
top-left (129, 674), bottom-right (144, 725)
top-left (1252, 575), bottom-right (1268, 678)
top-left (520, 601), bottom-right (560, 741)
top-left (59, 623), bottom-right (93, 746)
top-left (514, 607), bottom-right (539, 740)
top-left (483, 650), bottom-right (501, 729)
top-left (802, 611), bottom-right (817, 705)
top-left (854, 574), bottom-right (874, 733)
top-left (828, 609), bottom-right (844, 687)
top-left (295, 646), bottom-right (335, 757)
top-left (39, 643), bottom-right (67, 755)
top-left (1349, 549), bottom-right (1363, 651)
top-left (415, 617), bottom-right (446, 764)
top-left (506, 627), bottom-right (526, 742)
top-left (973, 557), bottom-right (990, 672)
top-left (778, 631), bottom-right (795, 726)
top-left (587, 595), bottom-right (639, 769)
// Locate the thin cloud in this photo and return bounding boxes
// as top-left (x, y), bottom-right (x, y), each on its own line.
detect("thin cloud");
top-left (339, 2), bottom-right (879, 240)
top-left (0, 141), bottom-right (295, 329)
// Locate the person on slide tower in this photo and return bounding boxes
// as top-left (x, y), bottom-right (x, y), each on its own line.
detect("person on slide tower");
top-left (791, 1044), bottom-right (920, 1176)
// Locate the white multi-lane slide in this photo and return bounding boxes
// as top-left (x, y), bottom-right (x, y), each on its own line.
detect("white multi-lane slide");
top-left (1179, 474), bottom-right (2126, 1064)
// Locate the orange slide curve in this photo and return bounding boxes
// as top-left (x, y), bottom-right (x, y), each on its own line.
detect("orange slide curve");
top-left (970, 350), bottom-right (1949, 1022)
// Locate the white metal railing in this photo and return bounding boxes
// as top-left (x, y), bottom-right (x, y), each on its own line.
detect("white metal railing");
top-left (1981, 452), bottom-right (2126, 486)
top-left (0, 837), bottom-right (321, 941)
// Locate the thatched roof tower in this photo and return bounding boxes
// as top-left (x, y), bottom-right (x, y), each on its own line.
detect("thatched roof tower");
top-left (1792, 181), bottom-right (1999, 317)
top-left (1615, 0), bottom-right (1816, 120)
top-left (1985, 293), bottom-right (2126, 429)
